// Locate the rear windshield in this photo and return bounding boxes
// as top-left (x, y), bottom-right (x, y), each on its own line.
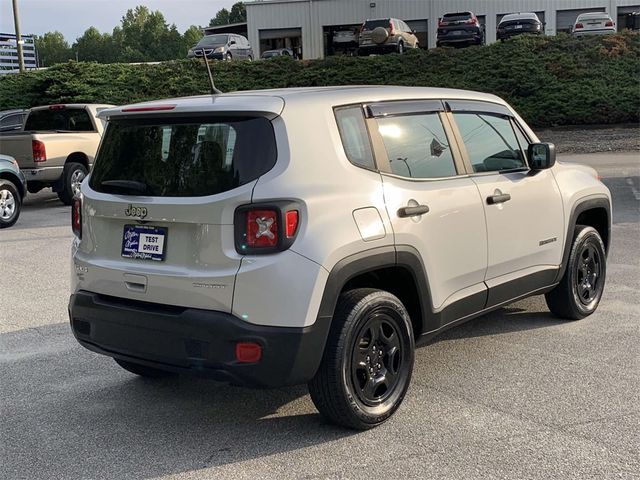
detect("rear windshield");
top-left (364, 19), bottom-right (391, 30)
top-left (89, 116), bottom-right (277, 197)
top-left (24, 108), bottom-right (94, 132)
top-left (443, 12), bottom-right (473, 21)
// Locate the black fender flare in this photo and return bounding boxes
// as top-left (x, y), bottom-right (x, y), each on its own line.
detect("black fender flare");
top-left (555, 195), bottom-right (611, 283)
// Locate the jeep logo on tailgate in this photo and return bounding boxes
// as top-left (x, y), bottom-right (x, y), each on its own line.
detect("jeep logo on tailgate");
top-left (124, 205), bottom-right (147, 219)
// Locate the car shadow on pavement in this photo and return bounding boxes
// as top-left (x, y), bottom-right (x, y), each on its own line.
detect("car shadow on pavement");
top-left (1, 322), bottom-right (354, 479)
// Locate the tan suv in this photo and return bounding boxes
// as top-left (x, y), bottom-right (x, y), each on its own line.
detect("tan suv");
top-left (358, 18), bottom-right (419, 55)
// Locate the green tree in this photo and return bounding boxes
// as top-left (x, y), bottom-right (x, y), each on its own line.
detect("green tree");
top-left (34, 31), bottom-right (73, 66)
top-left (73, 27), bottom-right (117, 63)
top-left (117, 6), bottom-right (175, 61)
top-left (229, 3), bottom-right (246, 24)
top-left (183, 25), bottom-right (203, 49)
top-left (209, 8), bottom-right (230, 26)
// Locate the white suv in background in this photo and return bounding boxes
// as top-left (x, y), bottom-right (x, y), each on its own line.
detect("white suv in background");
top-left (69, 86), bottom-right (611, 429)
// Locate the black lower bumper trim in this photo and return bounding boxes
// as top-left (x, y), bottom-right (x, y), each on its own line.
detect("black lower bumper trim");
top-left (69, 291), bottom-right (331, 388)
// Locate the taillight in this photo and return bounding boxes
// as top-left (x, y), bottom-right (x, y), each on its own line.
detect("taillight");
top-left (359, 22), bottom-right (365, 35)
top-left (247, 209), bottom-right (278, 248)
top-left (389, 21), bottom-right (395, 35)
top-left (605, 20), bottom-right (614, 27)
top-left (72, 196), bottom-right (82, 238)
top-left (235, 202), bottom-right (301, 254)
top-left (438, 19), bottom-right (445, 27)
top-left (575, 23), bottom-right (584, 29)
top-left (32, 140), bottom-right (46, 162)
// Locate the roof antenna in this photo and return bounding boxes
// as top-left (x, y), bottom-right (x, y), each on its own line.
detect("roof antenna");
top-left (199, 48), bottom-right (223, 95)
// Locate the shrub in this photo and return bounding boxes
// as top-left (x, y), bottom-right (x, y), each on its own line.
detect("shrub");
top-left (1, 33), bottom-right (638, 127)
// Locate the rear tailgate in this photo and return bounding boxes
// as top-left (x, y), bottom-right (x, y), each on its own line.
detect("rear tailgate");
top-left (75, 107), bottom-right (280, 312)
top-left (582, 16), bottom-right (610, 31)
top-left (0, 133), bottom-right (34, 167)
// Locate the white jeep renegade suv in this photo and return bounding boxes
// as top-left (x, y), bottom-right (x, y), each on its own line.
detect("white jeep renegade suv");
top-left (69, 86), bottom-right (611, 429)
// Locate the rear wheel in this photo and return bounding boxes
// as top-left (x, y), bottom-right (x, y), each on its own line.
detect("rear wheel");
top-left (0, 179), bottom-right (21, 228)
top-left (114, 358), bottom-right (175, 378)
top-left (545, 225), bottom-right (606, 319)
top-left (397, 41), bottom-right (404, 54)
top-left (57, 162), bottom-right (87, 206)
top-left (309, 288), bottom-right (414, 430)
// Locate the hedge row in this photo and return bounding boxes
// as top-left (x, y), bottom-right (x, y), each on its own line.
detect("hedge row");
top-left (1, 33), bottom-right (638, 127)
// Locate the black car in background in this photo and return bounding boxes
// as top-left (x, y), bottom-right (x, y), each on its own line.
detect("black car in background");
top-left (0, 109), bottom-right (27, 133)
top-left (437, 11), bottom-right (484, 47)
top-left (188, 34), bottom-right (253, 61)
top-left (497, 12), bottom-right (543, 41)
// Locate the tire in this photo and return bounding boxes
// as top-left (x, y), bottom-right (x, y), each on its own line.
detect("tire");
top-left (397, 41), bottom-right (404, 54)
top-left (225, 52), bottom-right (232, 61)
top-left (114, 358), bottom-right (175, 378)
top-left (545, 225), bottom-right (607, 320)
top-left (0, 179), bottom-right (21, 229)
top-left (309, 288), bottom-right (415, 430)
top-left (57, 162), bottom-right (87, 206)
top-left (247, 55), bottom-right (253, 61)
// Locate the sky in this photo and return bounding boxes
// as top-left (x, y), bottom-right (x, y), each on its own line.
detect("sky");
top-left (1, 0), bottom-right (236, 41)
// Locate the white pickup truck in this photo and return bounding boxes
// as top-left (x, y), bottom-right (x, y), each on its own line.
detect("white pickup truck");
top-left (0, 104), bottom-right (113, 205)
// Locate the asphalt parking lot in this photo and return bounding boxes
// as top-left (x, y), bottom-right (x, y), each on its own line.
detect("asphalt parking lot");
top-left (1, 152), bottom-right (638, 479)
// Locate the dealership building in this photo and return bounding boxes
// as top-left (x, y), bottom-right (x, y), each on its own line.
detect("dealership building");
top-left (233, 0), bottom-right (639, 58)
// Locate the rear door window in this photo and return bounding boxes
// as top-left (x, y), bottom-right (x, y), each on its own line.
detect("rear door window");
top-left (453, 113), bottom-right (526, 173)
top-left (377, 112), bottom-right (457, 179)
top-left (89, 116), bottom-right (276, 197)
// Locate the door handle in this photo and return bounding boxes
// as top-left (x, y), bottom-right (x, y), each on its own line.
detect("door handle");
top-left (487, 193), bottom-right (511, 205)
top-left (397, 205), bottom-right (430, 218)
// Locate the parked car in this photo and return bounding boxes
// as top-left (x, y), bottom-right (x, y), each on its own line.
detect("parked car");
top-left (0, 154), bottom-right (27, 228)
top-left (497, 12), bottom-right (543, 40)
top-left (261, 48), bottom-right (294, 59)
top-left (358, 18), bottom-right (419, 55)
top-left (437, 11), bottom-right (485, 47)
top-left (188, 34), bottom-right (253, 61)
top-left (0, 104), bottom-right (112, 205)
top-left (0, 109), bottom-right (27, 133)
top-left (69, 87), bottom-right (612, 430)
top-left (332, 29), bottom-right (358, 53)
top-left (572, 12), bottom-right (616, 35)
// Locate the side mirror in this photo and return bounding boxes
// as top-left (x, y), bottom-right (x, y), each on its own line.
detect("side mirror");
top-left (528, 142), bottom-right (556, 170)
top-left (229, 40), bottom-right (236, 45)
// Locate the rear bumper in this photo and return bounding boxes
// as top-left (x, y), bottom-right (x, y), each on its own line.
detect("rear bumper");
top-left (436, 34), bottom-right (482, 46)
top-left (573, 29), bottom-right (616, 36)
top-left (69, 290), bottom-right (331, 388)
top-left (20, 166), bottom-right (63, 184)
top-left (497, 29), bottom-right (541, 40)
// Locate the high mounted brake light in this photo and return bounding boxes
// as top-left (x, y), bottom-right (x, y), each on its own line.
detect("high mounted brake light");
top-left (49, 104), bottom-right (66, 110)
top-left (122, 104), bottom-right (177, 112)
top-left (234, 202), bottom-right (301, 254)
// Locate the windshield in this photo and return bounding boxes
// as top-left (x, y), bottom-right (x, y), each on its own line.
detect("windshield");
top-left (196, 34), bottom-right (229, 47)
top-left (24, 108), bottom-right (94, 132)
top-left (89, 116), bottom-right (277, 197)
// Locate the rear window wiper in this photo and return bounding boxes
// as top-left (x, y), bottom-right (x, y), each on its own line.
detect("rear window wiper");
top-left (100, 180), bottom-right (148, 194)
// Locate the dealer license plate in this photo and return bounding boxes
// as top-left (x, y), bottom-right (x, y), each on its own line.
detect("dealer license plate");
top-left (121, 225), bottom-right (167, 261)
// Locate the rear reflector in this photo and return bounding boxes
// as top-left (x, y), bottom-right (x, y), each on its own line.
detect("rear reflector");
top-left (122, 104), bottom-right (177, 112)
top-left (32, 140), bottom-right (46, 162)
top-left (246, 209), bottom-right (278, 247)
top-left (72, 197), bottom-right (82, 238)
top-left (235, 342), bottom-right (262, 363)
top-left (285, 210), bottom-right (299, 238)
